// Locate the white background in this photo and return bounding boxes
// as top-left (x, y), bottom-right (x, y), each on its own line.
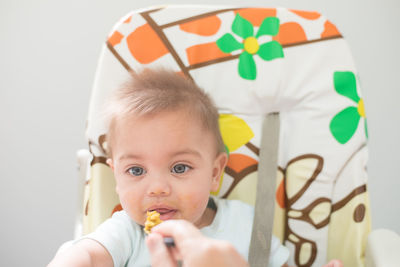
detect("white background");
top-left (1, 0), bottom-right (399, 266)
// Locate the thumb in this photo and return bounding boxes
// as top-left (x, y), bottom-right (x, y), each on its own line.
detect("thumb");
top-left (146, 233), bottom-right (177, 267)
top-left (323, 260), bottom-right (343, 267)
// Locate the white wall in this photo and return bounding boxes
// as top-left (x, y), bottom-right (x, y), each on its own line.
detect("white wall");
top-left (0, 0), bottom-right (399, 266)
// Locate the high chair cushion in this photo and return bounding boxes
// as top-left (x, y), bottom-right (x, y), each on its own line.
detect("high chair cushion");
top-left (83, 5), bottom-right (370, 267)
top-left (366, 229), bottom-right (400, 267)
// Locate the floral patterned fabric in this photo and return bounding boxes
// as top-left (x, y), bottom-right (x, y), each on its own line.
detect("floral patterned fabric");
top-left (216, 14), bottom-right (283, 80)
top-left (83, 6), bottom-right (370, 267)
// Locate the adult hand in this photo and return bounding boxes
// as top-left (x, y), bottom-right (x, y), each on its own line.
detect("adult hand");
top-left (146, 220), bottom-right (249, 267)
top-left (322, 259), bottom-right (343, 267)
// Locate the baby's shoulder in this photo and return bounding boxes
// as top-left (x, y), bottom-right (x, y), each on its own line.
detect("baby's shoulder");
top-left (218, 197), bottom-right (254, 210)
top-left (110, 210), bottom-right (132, 224)
top-left (101, 210), bottom-right (143, 234)
top-left (215, 198), bottom-right (255, 222)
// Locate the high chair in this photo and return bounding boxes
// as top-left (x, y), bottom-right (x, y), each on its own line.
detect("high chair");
top-left (75, 5), bottom-right (397, 267)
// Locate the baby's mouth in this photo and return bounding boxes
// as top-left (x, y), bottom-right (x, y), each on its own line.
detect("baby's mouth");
top-left (149, 208), bottom-right (177, 221)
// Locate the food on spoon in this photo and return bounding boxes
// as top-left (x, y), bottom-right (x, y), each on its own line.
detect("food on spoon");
top-left (144, 210), bottom-right (163, 234)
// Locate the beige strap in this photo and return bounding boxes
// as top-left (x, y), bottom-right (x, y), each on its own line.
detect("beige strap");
top-left (249, 113), bottom-right (280, 267)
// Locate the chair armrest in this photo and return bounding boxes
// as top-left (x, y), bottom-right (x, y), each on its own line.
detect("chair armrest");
top-left (74, 149), bottom-right (92, 238)
top-left (366, 228), bottom-right (400, 267)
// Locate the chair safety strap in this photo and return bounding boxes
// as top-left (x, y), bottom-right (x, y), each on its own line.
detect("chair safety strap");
top-left (249, 112), bottom-right (280, 267)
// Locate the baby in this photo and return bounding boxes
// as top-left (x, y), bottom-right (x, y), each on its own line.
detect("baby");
top-left (48, 68), bottom-right (290, 266)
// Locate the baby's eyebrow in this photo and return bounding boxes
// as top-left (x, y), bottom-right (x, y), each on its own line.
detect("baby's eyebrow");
top-left (117, 154), bottom-right (143, 161)
top-left (117, 150), bottom-right (201, 161)
top-left (171, 149), bottom-right (202, 158)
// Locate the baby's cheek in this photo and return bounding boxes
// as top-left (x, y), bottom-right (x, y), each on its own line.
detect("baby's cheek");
top-left (127, 207), bottom-right (146, 225)
top-left (181, 192), bottom-right (209, 214)
top-left (120, 196), bottom-right (144, 225)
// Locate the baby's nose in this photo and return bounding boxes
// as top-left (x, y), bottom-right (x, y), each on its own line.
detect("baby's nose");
top-left (147, 176), bottom-right (171, 196)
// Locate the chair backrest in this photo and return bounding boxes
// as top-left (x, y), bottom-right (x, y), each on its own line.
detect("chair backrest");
top-left (82, 5), bottom-right (370, 267)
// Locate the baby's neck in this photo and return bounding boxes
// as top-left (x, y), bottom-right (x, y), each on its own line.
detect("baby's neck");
top-left (195, 207), bottom-right (217, 228)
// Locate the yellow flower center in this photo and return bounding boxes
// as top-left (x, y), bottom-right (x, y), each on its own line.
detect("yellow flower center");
top-left (357, 99), bottom-right (365, 117)
top-left (244, 37), bottom-right (259, 54)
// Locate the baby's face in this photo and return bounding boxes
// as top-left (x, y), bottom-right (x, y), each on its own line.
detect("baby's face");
top-left (108, 109), bottom-right (227, 228)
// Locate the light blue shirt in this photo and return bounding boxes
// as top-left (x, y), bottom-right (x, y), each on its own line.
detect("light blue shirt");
top-left (84, 197), bottom-right (289, 267)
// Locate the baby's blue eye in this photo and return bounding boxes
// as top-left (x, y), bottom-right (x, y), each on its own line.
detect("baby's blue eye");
top-left (172, 164), bottom-right (191, 174)
top-left (128, 167), bottom-right (145, 176)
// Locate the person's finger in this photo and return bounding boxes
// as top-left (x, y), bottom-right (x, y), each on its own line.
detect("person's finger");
top-left (152, 219), bottom-right (207, 256)
top-left (152, 220), bottom-right (203, 241)
top-left (153, 220), bottom-right (203, 242)
top-left (323, 259), bottom-right (343, 267)
top-left (152, 220), bottom-right (249, 267)
top-left (146, 232), bottom-right (176, 267)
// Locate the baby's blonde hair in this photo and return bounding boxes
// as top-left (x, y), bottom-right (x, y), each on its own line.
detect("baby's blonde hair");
top-left (104, 68), bottom-right (225, 157)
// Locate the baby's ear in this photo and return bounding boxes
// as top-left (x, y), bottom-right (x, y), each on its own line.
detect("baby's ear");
top-left (106, 158), bottom-right (115, 171)
top-left (211, 152), bottom-right (228, 191)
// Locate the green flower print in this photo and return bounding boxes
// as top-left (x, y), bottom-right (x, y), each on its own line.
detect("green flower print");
top-left (330, 71), bottom-right (368, 144)
top-left (216, 14), bottom-right (284, 80)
